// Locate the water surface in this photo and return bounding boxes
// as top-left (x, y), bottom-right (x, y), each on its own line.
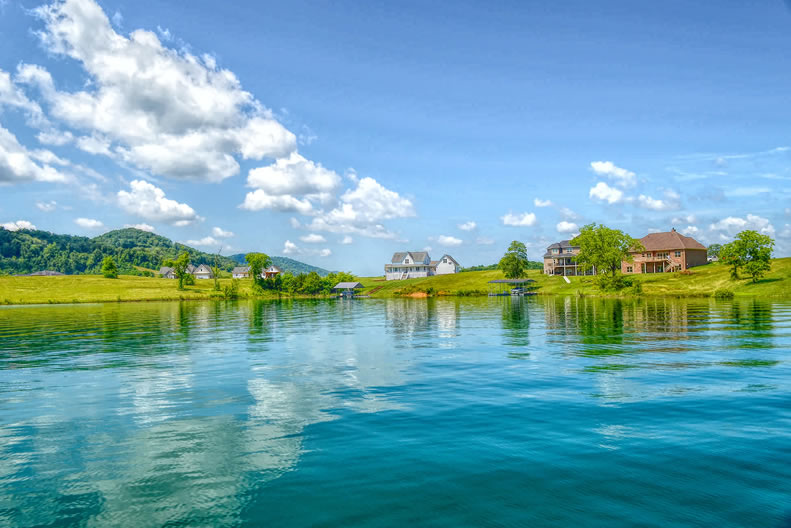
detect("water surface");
top-left (1, 297), bottom-right (789, 526)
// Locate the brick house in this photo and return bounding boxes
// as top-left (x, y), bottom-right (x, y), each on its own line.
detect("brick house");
top-left (622, 229), bottom-right (707, 274)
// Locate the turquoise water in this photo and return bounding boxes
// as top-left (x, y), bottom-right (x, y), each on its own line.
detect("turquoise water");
top-left (0, 297), bottom-right (789, 527)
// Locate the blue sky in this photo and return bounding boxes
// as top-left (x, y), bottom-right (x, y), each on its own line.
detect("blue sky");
top-left (1, 0), bottom-right (790, 275)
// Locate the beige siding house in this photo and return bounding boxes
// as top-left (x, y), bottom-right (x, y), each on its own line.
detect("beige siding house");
top-left (385, 251), bottom-right (460, 280)
top-left (622, 229), bottom-right (707, 274)
top-left (543, 241), bottom-right (596, 276)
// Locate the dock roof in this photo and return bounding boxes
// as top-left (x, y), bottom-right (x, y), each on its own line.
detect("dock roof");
top-left (333, 282), bottom-right (364, 290)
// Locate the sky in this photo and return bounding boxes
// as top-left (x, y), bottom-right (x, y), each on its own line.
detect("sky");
top-left (1, 0), bottom-right (790, 275)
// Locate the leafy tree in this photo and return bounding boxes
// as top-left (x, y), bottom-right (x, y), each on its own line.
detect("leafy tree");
top-left (101, 256), bottom-right (118, 278)
top-left (164, 252), bottom-right (191, 290)
top-left (721, 230), bottom-right (774, 283)
top-left (212, 250), bottom-right (222, 291)
top-left (707, 243), bottom-right (722, 260)
top-left (301, 271), bottom-right (324, 295)
top-left (571, 223), bottom-right (643, 279)
top-left (498, 241), bottom-right (529, 279)
top-left (245, 252), bottom-right (272, 287)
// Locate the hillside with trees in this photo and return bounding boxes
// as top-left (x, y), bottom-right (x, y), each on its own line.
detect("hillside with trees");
top-left (1, 227), bottom-right (229, 275)
top-left (228, 253), bottom-right (330, 276)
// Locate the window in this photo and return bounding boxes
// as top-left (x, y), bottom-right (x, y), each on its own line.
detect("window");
top-left (675, 251), bottom-right (681, 257)
top-left (442, 258), bottom-right (447, 263)
top-left (626, 266), bottom-right (633, 273)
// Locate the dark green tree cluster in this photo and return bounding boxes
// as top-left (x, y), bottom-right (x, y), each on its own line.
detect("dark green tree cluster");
top-left (255, 271), bottom-right (356, 295)
top-left (571, 223), bottom-right (643, 279)
top-left (720, 230), bottom-right (774, 282)
top-left (0, 227), bottom-right (236, 275)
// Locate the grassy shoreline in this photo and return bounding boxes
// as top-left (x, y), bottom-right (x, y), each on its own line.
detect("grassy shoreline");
top-left (0, 258), bottom-right (789, 305)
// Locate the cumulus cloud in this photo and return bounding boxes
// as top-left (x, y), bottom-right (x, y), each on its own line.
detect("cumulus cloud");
top-left (241, 152), bottom-right (341, 213)
top-left (124, 223), bottom-right (154, 232)
top-left (501, 212), bottom-right (537, 227)
top-left (458, 221), bottom-right (476, 231)
top-left (340, 235), bottom-right (353, 245)
top-left (709, 214), bottom-right (775, 240)
top-left (534, 198), bottom-right (553, 207)
top-left (282, 239), bottom-right (331, 257)
top-left (437, 235), bottom-right (463, 246)
top-left (1, 220), bottom-right (36, 231)
top-left (74, 217), bottom-right (103, 228)
top-left (672, 214), bottom-right (697, 225)
top-left (186, 236), bottom-right (221, 247)
top-left (300, 233), bottom-right (326, 243)
top-left (681, 225), bottom-right (700, 236)
top-left (0, 125), bottom-right (70, 183)
top-left (637, 190), bottom-right (680, 211)
top-left (476, 237), bottom-right (495, 245)
top-left (306, 177), bottom-right (415, 238)
top-left (36, 200), bottom-right (57, 212)
top-left (589, 182), bottom-right (624, 204)
top-left (211, 226), bottom-right (234, 238)
top-left (117, 179), bottom-right (200, 226)
top-left (556, 221), bottom-right (579, 234)
top-left (22, 0), bottom-right (297, 182)
top-left (590, 161), bottom-right (636, 188)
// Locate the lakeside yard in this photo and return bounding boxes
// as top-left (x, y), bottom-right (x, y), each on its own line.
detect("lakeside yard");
top-left (0, 259), bottom-right (789, 305)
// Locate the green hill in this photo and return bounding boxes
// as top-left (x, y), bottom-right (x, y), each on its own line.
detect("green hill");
top-left (0, 227), bottom-right (235, 275)
top-left (228, 253), bottom-right (330, 276)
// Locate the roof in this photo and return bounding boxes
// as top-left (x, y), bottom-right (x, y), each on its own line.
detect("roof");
top-left (159, 266), bottom-right (173, 274)
top-left (391, 251), bottom-right (430, 263)
top-left (488, 279), bottom-right (535, 284)
top-left (429, 260), bottom-right (439, 266)
top-left (28, 270), bottom-right (64, 276)
top-left (546, 240), bottom-right (577, 250)
top-left (333, 282), bottom-right (364, 290)
top-left (232, 266), bottom-right (250, 273)
top-left (439, 254), bottom-right (459, 266)
top-left (266, 265), bottom-right (282, 272)
top-left (638, 229), bottom-right (706, 251)
top-left (194, 264), bottom-right (212, 272)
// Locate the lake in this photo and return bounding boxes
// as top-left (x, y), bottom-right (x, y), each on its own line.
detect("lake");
top-left (0, 297), bottom-right (789, 527)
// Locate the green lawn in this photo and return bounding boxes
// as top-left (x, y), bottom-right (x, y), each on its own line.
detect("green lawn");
top-left (1, 258), bottom-right (789, 305)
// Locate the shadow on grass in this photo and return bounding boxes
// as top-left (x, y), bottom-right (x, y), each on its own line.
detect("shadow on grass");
top-left (743, 278), bottom-right (782, 286)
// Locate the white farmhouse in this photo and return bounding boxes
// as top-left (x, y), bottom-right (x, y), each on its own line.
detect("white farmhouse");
top-left (385, 251), bottom-right (460, 280)
top-left (193, 264), bottom-right (213, 279)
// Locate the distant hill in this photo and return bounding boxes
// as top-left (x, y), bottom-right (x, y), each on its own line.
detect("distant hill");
top-left (228, 253), bottom-right (331, 276)
top-left (0, 227), bottom-right (236, 275)
top-left (461, 261), bottom-right (543, 272)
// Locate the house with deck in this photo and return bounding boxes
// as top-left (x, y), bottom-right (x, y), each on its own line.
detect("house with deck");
top-left (543, 241), bottom-right (596, 276)
top-left (385, 251), bottom-right (460, 280)
top-left (264, 265), bottom-right (282, 279)
top-left (622, 228), bottom-right (707, 274)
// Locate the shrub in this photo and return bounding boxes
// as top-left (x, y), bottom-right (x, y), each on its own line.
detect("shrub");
top-left (223, 279), bottom-right (240, 300)
top-left (713, 288), bottom-right (735, 299)
top-left (184, 274), bottom-right (195, 286)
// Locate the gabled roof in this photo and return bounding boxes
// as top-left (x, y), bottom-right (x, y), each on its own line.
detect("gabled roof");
top-left (391, 251), bottom-right (430, 263)
top-left (194, 264), bottom-right (212, 273)
top-left (546, 240), bottom-right (577, 250)
top-left (265, 265), bottom-right (282, 272)
top-left (638, 229), bottom-right (706, 251)
top-left (159, 266), bottom-right (173, 274)
top-left (429, 260), bottom-right (440, 267)
top-left (232, 266), bottom-right (250, 274)
top-left (333, 282), bottom-right (364, 290)
top-left (438, 254), bottom-right (460, 266)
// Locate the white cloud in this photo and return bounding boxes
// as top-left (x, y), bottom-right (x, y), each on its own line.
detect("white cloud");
top-left (23, 0), bottom-right (297, 182)
top-left (75, 134), bottom-right (111, 156)
top-left (36, 200), bottom-right (57, 212)
top-left (556, 221), bottom-right (579, 234)
top-left (590, 161), bottom-right (636, 188)
top-left (0, 68), bottom-right (48, 127)
top-left (117, 179), bottom-right (200, 226)
top-left (211, 226), bottom-right (234, 238)
top-left (307, 177), bottom-right (415, 238)
top-left (501, 212), bottom-right (537, 227)
top-left (242, 152), bottom-right (341, 213)
top-left (1, 220), bottom-right (36, 231)
top-left (637, 191), bottom-right (680, 211)
top-left (458, 221), bottom-right (476, 231)
top-left (476, 237), bottom-right (495, 245)
top-left (124, 223), bottom-right (154, 232)
top-left (681, 225), bottom-right (700, 236)
top-left (559, 207), bottom-right (579, 220)
top-left (186, 236), bottom-right (221, 247)
top-left (74, 217), bottom-right (103, 229)
top-left (0, 125), bottom-right (70, 184)
top-left (589, 182), bottom-right (624, 204)
top-left (283, 240), bottom-right (298, 255)
top-left (437, 235), bottom-right (463, 246)
top-left (533, 198), bottom-right (553, 207)
top-left (709, 214), bottom-right (776, 240)
top-left (36, 129), bottom-right (74, 146)
top-left (672, 214), bottom-right (697, 225)
top-left (318, 248), bottom-right (331, 257)
top-left (300, 233), bottom-right (326, 243)
top-left (340, 235), bottom-right (353, 245)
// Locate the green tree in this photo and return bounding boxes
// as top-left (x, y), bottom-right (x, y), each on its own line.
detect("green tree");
top-left (301, 271), bottom-right (323, 295)
top-left (101, 256), bottom-right (118, 278)
top-left (721, 230), bottom-right (774, 283)
top-left (164, 252), bottom-right (191, 290)
top-left (245, 252), bottom-right (272, 287)
top-left (212, 250), bottom-right (222, 291)
top-left (707, 243), bottom-right (722, 260)
top-left (570, 223), bottom-right (643, 279)
top-left (498, 241), bottom-right (529, 279)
